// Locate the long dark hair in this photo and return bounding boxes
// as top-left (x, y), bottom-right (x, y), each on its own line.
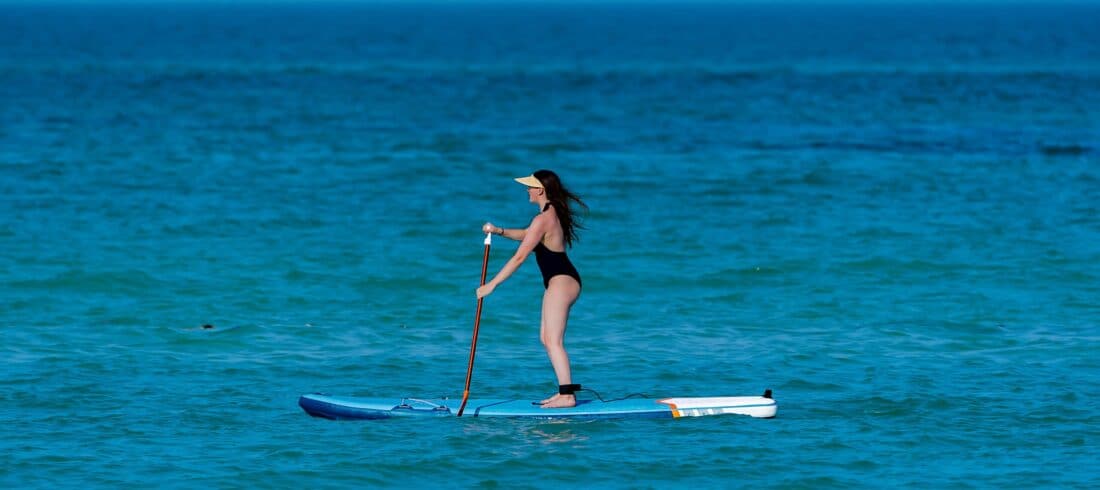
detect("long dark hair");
top-left (534, 169), bottom-right (588, 248)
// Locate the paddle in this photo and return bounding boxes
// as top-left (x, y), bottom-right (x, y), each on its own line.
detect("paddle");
top-left (457, 232), bottom-right (492, 417)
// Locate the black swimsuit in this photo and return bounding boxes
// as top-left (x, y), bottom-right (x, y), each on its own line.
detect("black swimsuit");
top-left (533, 203), bottom-right (582, 289)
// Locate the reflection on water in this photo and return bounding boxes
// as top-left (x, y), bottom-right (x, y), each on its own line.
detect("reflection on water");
top-left (524, 420), bottom-right (591, 446)
top-left (460, 418), bottom-right (592, 448)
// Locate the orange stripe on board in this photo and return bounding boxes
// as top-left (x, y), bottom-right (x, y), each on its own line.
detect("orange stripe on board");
top-left (657, 398), bottom-right (681, 418)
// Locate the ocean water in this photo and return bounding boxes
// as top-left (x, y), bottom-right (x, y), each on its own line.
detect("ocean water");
top-left (2, 1), bottom-right (1098, 488)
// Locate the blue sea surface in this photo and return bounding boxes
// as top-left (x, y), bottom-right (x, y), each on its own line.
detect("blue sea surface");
top-left (1, 1), bottom-right (1098, 488)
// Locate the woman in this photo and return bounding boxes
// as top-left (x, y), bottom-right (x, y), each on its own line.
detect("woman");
top-left (476, 170), bottom-right (587, 408)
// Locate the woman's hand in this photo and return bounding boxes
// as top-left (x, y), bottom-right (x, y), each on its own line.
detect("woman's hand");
top-left (482, 222), bottom-right (497, 234)
top-left (476, 282), bottom-right (496, 299)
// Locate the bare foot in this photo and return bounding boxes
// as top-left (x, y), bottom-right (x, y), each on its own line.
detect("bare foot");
top-left (541, 394), bottom-right (575, 408)
top-left (540, 393), bottom-right (560, 404)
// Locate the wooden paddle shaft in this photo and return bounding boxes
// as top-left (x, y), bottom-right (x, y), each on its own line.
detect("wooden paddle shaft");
top-left (458, 233), bottom-right (492, 417)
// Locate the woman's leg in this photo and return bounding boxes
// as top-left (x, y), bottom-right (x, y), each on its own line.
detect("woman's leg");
top-left (539, 276), bottom-right (580, 408)
top-left (538, 311), bottom-right (556, 405)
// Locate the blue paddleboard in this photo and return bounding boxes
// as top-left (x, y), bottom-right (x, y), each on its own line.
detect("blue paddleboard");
top-left (298, 391), bottom-right (776, 420)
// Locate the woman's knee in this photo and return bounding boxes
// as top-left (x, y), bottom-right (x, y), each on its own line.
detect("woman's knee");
top-left (541, 332), bottom-right (563, 349)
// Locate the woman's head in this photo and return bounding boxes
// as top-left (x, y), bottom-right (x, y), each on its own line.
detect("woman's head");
top-left (516, 170), bottom-right (588, 247)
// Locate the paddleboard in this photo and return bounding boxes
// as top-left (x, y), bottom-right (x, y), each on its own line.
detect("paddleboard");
top-left (298, 390), bottom-right (776, 420)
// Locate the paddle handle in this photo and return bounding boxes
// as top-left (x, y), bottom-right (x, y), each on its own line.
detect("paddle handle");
top-left (458, 233), bottom-right (492, 417)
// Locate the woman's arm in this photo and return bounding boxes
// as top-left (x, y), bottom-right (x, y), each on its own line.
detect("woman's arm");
top-left (477, 217), bottom-right (545, 298)
top-left (498, 226), bottom-right (526, 241)
top-left (483, 222), bottom-right (525, 242)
